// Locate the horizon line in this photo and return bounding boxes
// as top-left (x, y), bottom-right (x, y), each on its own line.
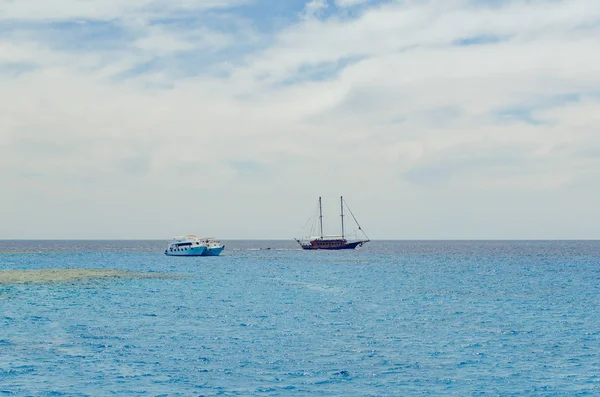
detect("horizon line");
top-left (1, 238), bottom-right (600, 242)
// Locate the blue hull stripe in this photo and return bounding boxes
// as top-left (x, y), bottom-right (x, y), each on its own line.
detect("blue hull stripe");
top-left (202, 247), bottom-right (224, 256)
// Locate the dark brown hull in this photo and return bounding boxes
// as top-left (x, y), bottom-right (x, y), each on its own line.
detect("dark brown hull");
top-left (296, 239), bottom-right (367, 250)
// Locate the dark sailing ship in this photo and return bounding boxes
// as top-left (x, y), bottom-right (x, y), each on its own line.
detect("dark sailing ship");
top-left (295, 196), bottom-right (370, 250)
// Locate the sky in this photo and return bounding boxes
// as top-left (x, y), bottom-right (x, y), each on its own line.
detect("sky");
top-left (1, 0), bottom-right (600, 240)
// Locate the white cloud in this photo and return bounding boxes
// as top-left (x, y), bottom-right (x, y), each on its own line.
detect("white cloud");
top-left (0, 0), bottom-right (248, 21)
top-left (303, 0), bottom-right (329, 19)
top-left (335, 0), bottom-right (369, 7)
top-left (133, 25), bottom-right (235, 55)
top-left (1, 0), bottom-right (600, 238)
top-left (241, 0), bottom-right (600, 86)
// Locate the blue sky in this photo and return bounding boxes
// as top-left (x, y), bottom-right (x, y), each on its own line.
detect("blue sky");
top-left (1, 0), bottom-right (600, 239)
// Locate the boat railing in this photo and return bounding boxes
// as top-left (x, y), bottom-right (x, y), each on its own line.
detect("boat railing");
top-left (173, 235), bottom-right (198, 240)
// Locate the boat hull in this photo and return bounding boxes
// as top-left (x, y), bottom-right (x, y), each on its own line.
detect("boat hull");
top-left (202, 246), bottom-right (224, 256)
top-left (164, 246), bottom-right (207, 256)
top-left (297, 239), bottom-right (367, 250)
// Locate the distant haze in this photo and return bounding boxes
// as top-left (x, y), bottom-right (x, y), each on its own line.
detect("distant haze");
top-left (1, 0), bottom-right (599, 239)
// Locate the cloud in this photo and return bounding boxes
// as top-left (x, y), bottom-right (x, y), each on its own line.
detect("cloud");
top-left (1, 0), bottom-right (600, 238)
top-left (302, 0), bottom-right (329, 19)
top-left (0, 0), bottom-right (248, 21)
top-left (334, 0), bottom-right (370, 7)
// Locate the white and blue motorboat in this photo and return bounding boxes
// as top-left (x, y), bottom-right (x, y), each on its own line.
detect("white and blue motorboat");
top-left (165, 235), bottom-right (207, 256)
top-left (200, 238), bottom-right (225, 256)
top-left (164, 235), bottom-right (225, 257)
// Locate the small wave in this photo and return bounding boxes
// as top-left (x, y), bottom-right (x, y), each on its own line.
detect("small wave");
top-left (274, 278), bottom-right (343, 293)
top-left (231, 248), bottom-right (302, 252)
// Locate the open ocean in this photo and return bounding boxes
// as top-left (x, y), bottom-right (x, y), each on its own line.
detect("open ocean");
top-left (1, 240), bottom-right (599, 396)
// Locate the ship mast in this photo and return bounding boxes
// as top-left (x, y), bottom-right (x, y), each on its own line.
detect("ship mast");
top-left (340, 196), bottom-right (345, 239)
top-left (319, 196), bottom-right (324, 239)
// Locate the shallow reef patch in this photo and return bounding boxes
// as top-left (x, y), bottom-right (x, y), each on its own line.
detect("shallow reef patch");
top-left (0, 269), bottom-right (179, 284)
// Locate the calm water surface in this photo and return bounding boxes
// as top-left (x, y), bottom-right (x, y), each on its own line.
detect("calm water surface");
top-left (1, 240), bottom-right (599, 396)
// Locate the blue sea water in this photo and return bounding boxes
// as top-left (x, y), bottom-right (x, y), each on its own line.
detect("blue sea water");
top-left (1, 240), bottom-right (599, 396)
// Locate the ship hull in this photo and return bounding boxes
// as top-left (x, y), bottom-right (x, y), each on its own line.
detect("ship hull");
top-left (164, 246), bottom-right (207, 256)
top-left (297, 240), bottom-right (366, 250)
top-left (201, 246), bottom-right (224, 256)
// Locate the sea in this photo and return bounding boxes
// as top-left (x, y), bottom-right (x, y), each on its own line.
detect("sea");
top-left (1, 240), bottom-right (599, 396)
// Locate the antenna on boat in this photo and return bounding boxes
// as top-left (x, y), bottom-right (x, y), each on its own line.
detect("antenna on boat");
top-left (319, 196), bottom-right (324, 240)
top-left (340, 196), bottom-right (345, 239)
